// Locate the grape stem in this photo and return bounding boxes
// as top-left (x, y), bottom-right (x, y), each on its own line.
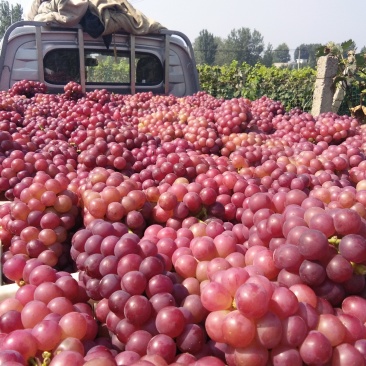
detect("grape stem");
top-left (41, 351), bottom-right (52, 366)
top-left (196, 207), bottom-right (207, 220)
top-left (28, 358), bottom-right (41, 366)
top-left (328, 236), bottom-right (341, 247)
top-left (17, 279), bottom-right (25, 287)
top-left (352, 263), bottom-right (366, 275)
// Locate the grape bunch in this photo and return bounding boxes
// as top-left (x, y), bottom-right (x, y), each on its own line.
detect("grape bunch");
top-left (0, 170), bottom-right (81, 278)
top-left (0, 263), bottom-right (123, 365)
top-left (9, 80), bottom-right (47, 98)
top-left (70, 219), bottom-right (224, 364)
top-left (214, 98), bottom-right (251, 136)
top-left (315, 112), bottom-right (359, 144)
top-left (248, 95), bottom-right (285, 133)
top-left (63, 81), bottom-right (84, 101)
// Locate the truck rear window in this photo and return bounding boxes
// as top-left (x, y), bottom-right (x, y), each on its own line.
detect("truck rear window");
top-left (44, 50), bottom-right (80, 84)
top-left (43, 49), bottom-right (163, 86)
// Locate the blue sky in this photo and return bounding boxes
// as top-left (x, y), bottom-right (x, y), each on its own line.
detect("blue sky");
top-left (8, 0), bottom-right (366, 59)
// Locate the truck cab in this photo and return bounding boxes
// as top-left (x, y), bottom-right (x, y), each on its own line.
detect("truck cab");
top-left (0, 21), bottom-right (200, 97)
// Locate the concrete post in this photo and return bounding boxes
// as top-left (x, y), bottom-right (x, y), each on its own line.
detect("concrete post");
top-left (311, 55), bottom-right (339, 117)
top-left (332, 85), bottom-right (345, 113)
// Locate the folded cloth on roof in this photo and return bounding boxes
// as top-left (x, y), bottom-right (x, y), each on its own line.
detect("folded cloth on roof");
top-left (87, 0), bottom-right (165, 36)
top-left (26, 0), bottom-right (165, 36)
top-left (26, 0), bottom-right (89, 27)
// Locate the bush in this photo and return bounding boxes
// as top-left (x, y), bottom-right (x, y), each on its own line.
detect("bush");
top-left (197, 61), bottom-right (316, 112)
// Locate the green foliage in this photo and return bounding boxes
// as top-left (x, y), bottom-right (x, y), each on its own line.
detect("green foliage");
top-left (294, 43), bottom-right (322, 68)
top-left (261, 43), bottom-right (274, 67)
top-left (0, 0), bottom-right (23, 39)
top-left (273, 43), bottom-right (290, 63)
top-left (197, 61), bottom-right (247, 99)
top-left (87, 56), bottom-right (130, 83)
top-left (197, 61), bottom-right (316, 112)
top-left (316, 39), bottom-right (366, 116)
top-left (317, 40), bottom-right (355, 60)
top-left (193, 30), bottom-right (218, 66)
top-left (212, 27), bottom-right (264, 66)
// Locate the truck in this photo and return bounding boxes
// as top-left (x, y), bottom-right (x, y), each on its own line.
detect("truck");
top-left (0, 21), bottom-right (200, 97)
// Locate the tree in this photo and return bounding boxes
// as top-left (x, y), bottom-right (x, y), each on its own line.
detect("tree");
top-left (218, 27), bottom-right (264, 66)
top-left (294, 43), bottom-right (324, 68)
top-left (273, 43), bottom-right (290, 63)
top-left (261, 43), bottom-right (274, 67)
top-left (249, 29), bottom-right (265, 65)
top-left (214, 37), bottom-right (228, 66)
top-left (0, 0), bottom-right (23, 39)
top-left (193, 29), bottom-right (218, 65)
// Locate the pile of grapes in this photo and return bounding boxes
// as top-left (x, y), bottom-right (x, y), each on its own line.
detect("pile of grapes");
top-left (0, 80), bottom-right (366, 365)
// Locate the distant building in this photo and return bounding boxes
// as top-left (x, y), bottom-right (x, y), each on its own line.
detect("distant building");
top-left (273, 62), bottom-right (291, 68)
top-left (273, 59), bottom-right (308, 69)
top-left (296, 59), bottom-right (308, 65)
